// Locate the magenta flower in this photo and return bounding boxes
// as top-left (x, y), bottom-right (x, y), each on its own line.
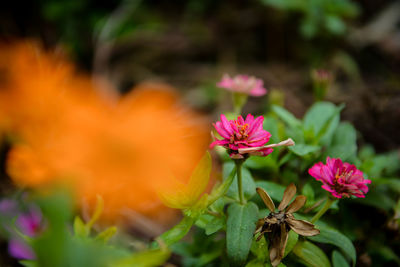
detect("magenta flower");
top-left (311, 69), bottom-right (332, 84)
top-left (8, 207), bottom-right (43, 260)
top-left (0, 198), bottom-right (43, 260)
top-left (8, 238), bottom-right (36, 260)
top-left (217, 74), bottom-right (267, 96)
top-left (210, 114), bottom-right (294, 159)
top-left (0, 199), bottom-right (18, 215)
top-left (16, 208), bottom-right (43, 238)
top-left (309, 157), bottom-right (371, 198)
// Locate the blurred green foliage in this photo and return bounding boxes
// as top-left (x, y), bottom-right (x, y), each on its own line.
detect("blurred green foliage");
top-left (0, 190), bottom-right (170, 267)
top-left (260, 0), bottom-right (359, 38)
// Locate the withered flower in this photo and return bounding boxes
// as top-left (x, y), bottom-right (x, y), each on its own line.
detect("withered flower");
top-left (255, 184), bottom-right (319, 267)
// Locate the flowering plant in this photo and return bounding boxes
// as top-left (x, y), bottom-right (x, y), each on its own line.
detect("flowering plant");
top-left (0, 42), bottom-right (398, 267)
top-left (0, 199), bottom-right (43, 260)
top-left (210, 114), bottom-right (294, 159)
top-left (217, 74), bottom-right (267, 114)
top-left (309, 157), bottom-right (371, 198)
top-left (217, 74), bottom-right (267, 97)
top-left (255, 184), bottom-right (319, 266)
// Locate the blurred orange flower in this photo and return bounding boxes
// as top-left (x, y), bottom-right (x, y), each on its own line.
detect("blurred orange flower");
top-left (0, 41), bottom-right (210, 223)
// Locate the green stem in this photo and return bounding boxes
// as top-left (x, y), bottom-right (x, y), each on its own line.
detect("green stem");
top-left (235, 160), bottom-right (245, 205)
top-left (233, 105), bottom-right (242, 116)
top-left (311, 197), bottom-right (335, 223)
top-left (206, 210), bottom-right (221, 217)
top-left (232, 93), bottom-right (247, 115)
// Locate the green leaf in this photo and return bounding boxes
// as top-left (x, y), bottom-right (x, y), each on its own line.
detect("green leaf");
top-left (246, 154), bottom-right (279, 170)
top-left (192, 244), bottom-right (225, 266)
top-left (284, 231), bottom-right (298, 257)
top-left (33, 190), bottom-right (72, 267)
top-left (325, 15), bottom-right (346, 35)
top-left (318, 113), bottom-right (340, 146)
top-left (260, 0), bottom-right (303, 9)
top-left (158, 216), bottom-right (195, 246)
top-left (289, 144), bottom-right (321, 156)
top-left (300, 16), bottom-right (318, 38)
top-left (354, 186), bottom-right (395, 211)
top-left (86, 195), bottom-right (104, 230)
top-left (19, 260), bottom-right (38, 267)
top-left (264, 116), bottom-right (281, 144)
top-left (159, 152), bottom-right (212, 209)
top-left (195, 213), bottom-right (214, 229)
top-left (308, 225), bottom-right (356, 265)
top-left (223, 162), bottom-right (256, 200)
top-left (170, 228), bottom-right (225, 266)
top-left (209, 197), bottom-right (225, 213)
top-left (362, 150), bottom-right (400, 178)
top-left (373, 246), bottom-right (400, 265)
top-left (226, 202), bottom-right (259, 266)
top-left (207, 166), bottom-right (236, 205)
top-left (186, 151), bottom-right (212, 201)
top-left (271, 105), bottom-right (302, 130)
top-left (293, 240), bottom-right (331, 267)
top-left (303, 102), bottom-right (344, 141)
top-left (205, 216), bottom-right (224, 235)
top-left (302, 183), bottom-right (315, 204)
top-left (250, 236), bottom-right (268, 262)
top-left (74, 216), bottom-right (89, 237)
top-left (113, 247), bottom-right (170, 267)
top-left (255, 181), bottom-right (286, 201)
top-left (245, 259), bottom-right (265, 267)
top-left (324, 122), bottom-right (357, 160)
top-left (332, 250), bottom-right (350, 267)
top-left (189, 194), bottom-right (209, 217)
top-left (95, 226), bottom-right (117, 244)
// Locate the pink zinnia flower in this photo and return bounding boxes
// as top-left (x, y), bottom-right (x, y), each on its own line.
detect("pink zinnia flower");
top-left (0, 198), bottom-right (43, 260)
top-left (210, 114), bottom-right (294, 159)
top-left (8, 207), bottom-right (43, 260)
top-left (309, 157), bottom-right (371, 198)
top-left (217, 74), bottom-right (267, 96)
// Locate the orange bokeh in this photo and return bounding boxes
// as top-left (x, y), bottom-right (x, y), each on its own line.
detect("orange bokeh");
top-left (0, 41), bottom-right (210, 223)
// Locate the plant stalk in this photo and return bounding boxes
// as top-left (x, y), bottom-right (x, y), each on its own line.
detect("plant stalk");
top-left (232, 93), bottom-right (247, 115)
top-left (235, 160), bottom-right (245, 205)
top-left (311, 197), bottom-right (335, 223)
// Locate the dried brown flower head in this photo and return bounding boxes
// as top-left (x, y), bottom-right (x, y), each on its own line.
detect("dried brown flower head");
top-left (255, 183), bottom-right (320, 267)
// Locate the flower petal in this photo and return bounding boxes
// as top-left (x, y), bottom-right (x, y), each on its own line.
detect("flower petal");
top-left (266, 216), bottom-right (279, 224)
top-left (256, 187), bottom-right (275, 212)
top-left (245, 113), bottom-right (254, 124)
top-left (286, 195), bottom-right (306, 214)
top-left (254, 218), bottom-right (265, 235)
top-left (214, 121), bottom-right (231, 138)
top-left (278, 183), bottom-right (296, 211)
top-left (286, 217), bottom-right (320, 236)
top-left (216, 74), bottom-right (233, 89)
top-left (8, 238), bottom-right (35, 260)
top-left (247, 115), bottom-right (263, 135)
top-left (250, 87), bottom-right (267, 96)
top-left (220, 114), bottom-right (233, 135)
top-left (270, 224), bottom-right (289, 267)
top-left (229, 153), bottom-right (244, 159)
top-left (209, 139), bottom-right (229, 149)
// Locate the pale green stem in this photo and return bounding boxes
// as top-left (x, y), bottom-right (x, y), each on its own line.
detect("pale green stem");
top-left (311, 197), bottom-right (335, 223)
top-left (233, 105), bottom-right (242, 116)
top-left (206, 210), bottom-right (221, 217)
top-left (235, 160), bottom-right (245, 205)
top-left (232, 93), bottom-right (248, 115)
